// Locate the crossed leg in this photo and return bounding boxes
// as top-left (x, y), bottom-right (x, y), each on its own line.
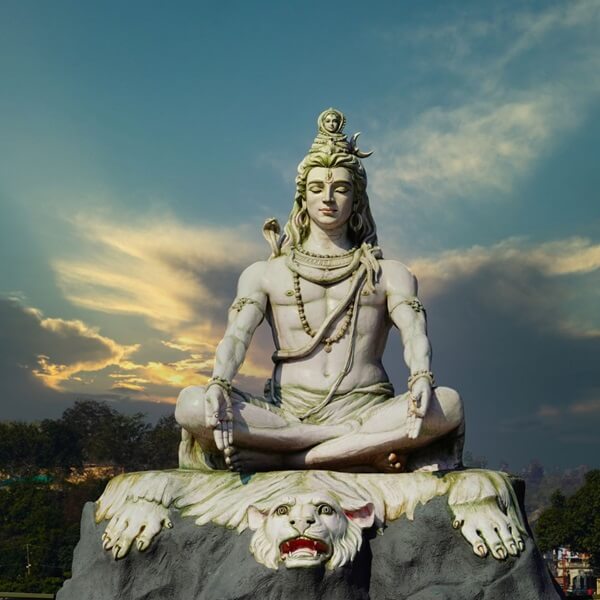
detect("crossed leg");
top-left (175, 385), bottom-right (353, 454)
top-left (175, 385), bottom-right (463, 473)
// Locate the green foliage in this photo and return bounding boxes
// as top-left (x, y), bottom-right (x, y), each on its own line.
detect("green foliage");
top-left (0, 400), bottom-right (181, 477)
top-left (535, 490), bottom-right (569, 552)
top-left (61, 400), bottom-right (151, 469)
top-left (0, 399), bottom-right (181, 592)
top-left (0, 479), bottom-right (108, 593)
top-left (534, 469), bottom-right (600, 573)
top-left (144, 414), bottom-right (180, 469)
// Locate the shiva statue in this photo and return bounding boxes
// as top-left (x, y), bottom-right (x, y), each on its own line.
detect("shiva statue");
top-left (90, 111), bottom-right (540, 579)
top-left (175, 108), bottom-right (464, 474)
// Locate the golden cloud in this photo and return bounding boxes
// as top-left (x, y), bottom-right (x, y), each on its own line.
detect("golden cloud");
top-left (48, 215), bottom-right (274, 401)
top-left (27, 313), bottom-right (139, 391)
top-left (53, 216), bottom-right (264, 333)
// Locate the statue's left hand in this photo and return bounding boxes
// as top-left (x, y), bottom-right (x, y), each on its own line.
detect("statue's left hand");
top-left (406, 379), bottom-right (431, 439)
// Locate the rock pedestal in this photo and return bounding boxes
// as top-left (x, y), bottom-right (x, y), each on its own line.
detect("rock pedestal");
top-left (58, 491), bottom-right (564, 600)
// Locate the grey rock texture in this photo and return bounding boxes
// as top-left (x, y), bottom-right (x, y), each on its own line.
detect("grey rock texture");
top-left (58, 483), bottom-right (564, 600)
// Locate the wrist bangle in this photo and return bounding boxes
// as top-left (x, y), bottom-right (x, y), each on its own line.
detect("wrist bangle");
top-left (206, 376), bottom-right (232, 394)
top-left (408, 370), bottom-right (435, 391)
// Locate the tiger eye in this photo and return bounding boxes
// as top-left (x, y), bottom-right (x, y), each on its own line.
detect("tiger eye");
top-left (318, 504), bottom-right (334, 515)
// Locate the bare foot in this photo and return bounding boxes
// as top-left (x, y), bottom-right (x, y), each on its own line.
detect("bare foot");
top-left (226, 447), bottom-right (287, 472)
top-left (371, 451), bottom-right (407, 473)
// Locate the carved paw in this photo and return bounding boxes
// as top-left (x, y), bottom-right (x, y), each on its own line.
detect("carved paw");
top-left (451, 498), bottom-right (526, 561)
top-left (101, 498), bottom-right (173, 560)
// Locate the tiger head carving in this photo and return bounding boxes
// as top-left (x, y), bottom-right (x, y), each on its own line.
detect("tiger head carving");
top-left (247, 492), bottom-right (374, 570)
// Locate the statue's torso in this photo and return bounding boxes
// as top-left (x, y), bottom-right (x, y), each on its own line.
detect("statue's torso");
top-left (262, 257), bottom-right (393, 393)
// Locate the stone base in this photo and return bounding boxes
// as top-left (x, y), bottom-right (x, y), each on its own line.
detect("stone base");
top-left (58, 492), bottom-right (563, 600)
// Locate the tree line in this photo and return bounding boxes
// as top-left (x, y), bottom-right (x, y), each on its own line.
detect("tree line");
top-left (0, 399), bottom-right (180, 477)
top-left (0, 400), bottom-right (181, 594)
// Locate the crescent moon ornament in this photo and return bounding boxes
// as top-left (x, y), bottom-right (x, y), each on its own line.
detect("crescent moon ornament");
top-left (350, 132), bottom-right (374, 158)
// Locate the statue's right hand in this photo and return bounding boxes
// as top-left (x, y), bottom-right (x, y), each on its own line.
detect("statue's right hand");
top-left (205, 385), bottom-right (233, 451)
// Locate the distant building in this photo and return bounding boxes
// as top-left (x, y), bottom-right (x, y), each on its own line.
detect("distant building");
top-left (544, 547), bottom-right (597, 596)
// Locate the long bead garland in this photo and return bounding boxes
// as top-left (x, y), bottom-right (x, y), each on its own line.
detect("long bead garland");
top-left (292, 271), bottom-right (355, 352)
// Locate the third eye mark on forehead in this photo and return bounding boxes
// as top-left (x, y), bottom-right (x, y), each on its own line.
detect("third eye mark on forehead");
top-left (307, 169), bottom-right (352, 185)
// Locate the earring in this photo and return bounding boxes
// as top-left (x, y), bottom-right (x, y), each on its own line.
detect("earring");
top-left (349, 212), bottom-right (363, 232)
top-left (298, 207), bottom-right (310, 229)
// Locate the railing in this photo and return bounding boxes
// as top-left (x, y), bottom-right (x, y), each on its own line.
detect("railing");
top-left (0, 593), bottom-right (55, 599)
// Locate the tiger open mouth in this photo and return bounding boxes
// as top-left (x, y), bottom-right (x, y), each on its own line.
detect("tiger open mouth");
top-left (279, 536), bottom-right (330, 561)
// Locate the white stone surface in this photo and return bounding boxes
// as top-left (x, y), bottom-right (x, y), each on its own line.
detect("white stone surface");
top-left (96, 468), bottom-right (527, 570)
top-left (175, 108), bottom-right (465, 473)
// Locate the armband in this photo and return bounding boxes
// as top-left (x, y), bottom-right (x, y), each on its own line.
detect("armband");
top-left (389, 297), bottom-right (425, 314)
top-left (229, 297), bottom-right (265, 315)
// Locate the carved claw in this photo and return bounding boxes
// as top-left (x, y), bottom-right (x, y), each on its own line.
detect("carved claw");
top-left (100, 499), bottom-right (172, 559)
top-left (449, 472), bottom-right (528, 563)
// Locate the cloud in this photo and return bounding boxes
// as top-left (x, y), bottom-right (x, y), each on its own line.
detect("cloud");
top-left (0, 297), bottom-right (138, 392)
top-left (51, 215), bottom-right (274, 399)
top-left (380, 234), bottom-right (600, 468)
top-left (53, 216), bottom-right (265, 335)
top-left (0, 295), bottom-right (265, 420)
top-left (0, 297), bottom-right (149, 419)
top-left (408, 236), bottom-right (600, 338)
top-left (105, 320), bottom-right (272, 399)
top-left (370, 1), bottom-right (600, 207)
top-left (569, 394), bottom-right (600, 415)
top-left (371, 93), bottom-right (576, 204)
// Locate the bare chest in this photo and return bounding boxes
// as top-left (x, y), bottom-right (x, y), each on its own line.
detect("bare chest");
top-left (264, 263), bottom-right (387, 338)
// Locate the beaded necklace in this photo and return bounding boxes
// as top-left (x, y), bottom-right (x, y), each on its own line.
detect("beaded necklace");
top-left (292, 270), bottom-right (356, 352)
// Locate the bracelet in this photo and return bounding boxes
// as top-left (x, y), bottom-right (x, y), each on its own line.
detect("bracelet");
top-left (206, 376), bottom-right (232, 394)
top-left (407, 370), bottom-right (435, 391)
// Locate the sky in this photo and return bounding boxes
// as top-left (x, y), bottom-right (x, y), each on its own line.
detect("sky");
top-left (0, 0), bottom-right (598, 470)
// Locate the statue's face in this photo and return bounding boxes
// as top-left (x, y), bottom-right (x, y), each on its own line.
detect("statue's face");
top-left (323, 112), bottom-right (341, 133)
top-left (305, 167), bottom-right (354, 231)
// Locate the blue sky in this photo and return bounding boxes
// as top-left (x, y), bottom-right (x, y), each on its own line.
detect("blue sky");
top-left (0, 0), bottom-right (598, 469)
